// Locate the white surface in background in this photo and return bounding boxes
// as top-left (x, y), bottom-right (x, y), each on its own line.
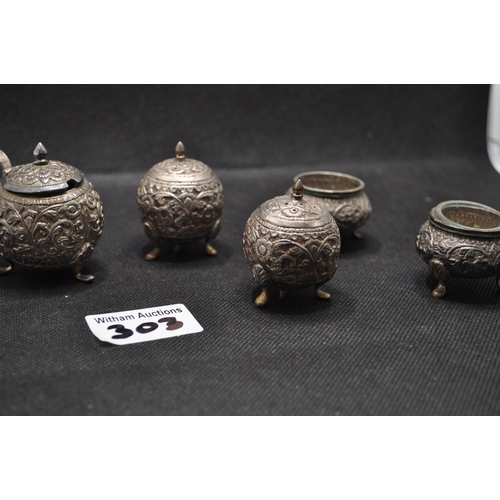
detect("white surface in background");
top-left (487, 84), bottom-right (500, 173)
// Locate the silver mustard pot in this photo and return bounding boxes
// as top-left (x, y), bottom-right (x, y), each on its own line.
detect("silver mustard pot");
top-left (0, 143), bottom-right (104, 281)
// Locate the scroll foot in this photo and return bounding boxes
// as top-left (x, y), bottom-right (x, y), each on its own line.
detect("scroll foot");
top-left (255, 287), bottom-right (269, 307)
top-left (315, 285), bottom-right (331, 300)
top-left (205, 241), bottom-right (217, 256)
top-left (0, 262), bottom-right (12, 275)
top-left (352, 230), bottom-right (362, 239)
top-left (428, 259), bottom-right (448, 298)
top-left (279, 290), bottom-right (286, 300)
top-left (74, 267), bottom-right (94, 282)
top-left (145, 245), bottom-right (161, 261)
top-left (432, 283), bottom-right (446, 298)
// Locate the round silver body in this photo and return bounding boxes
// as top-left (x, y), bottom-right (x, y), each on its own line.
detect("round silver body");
top-left (416, 200), bottom-right (500, 297)
top-left (416, 200), bottom-right (500, 279)
top-left (287, 171), bottom-right (371, 233)
top-left (137, 157), bottom-right (223, 246)
top-left (0, 179), bottom-right (104, 269)
top-left (243, 194), bottom-right (340, 291)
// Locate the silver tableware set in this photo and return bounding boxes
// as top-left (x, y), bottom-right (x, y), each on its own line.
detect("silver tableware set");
top-left (1, 141), bottom-right (498, 306)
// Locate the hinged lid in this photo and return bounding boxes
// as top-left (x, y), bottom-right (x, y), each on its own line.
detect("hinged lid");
top-left (3, 143), bottom-right (84, 195)
top-left (148, 142), bottom-right (215, 183)
top-left (257, 179), bottom-right (333, 228)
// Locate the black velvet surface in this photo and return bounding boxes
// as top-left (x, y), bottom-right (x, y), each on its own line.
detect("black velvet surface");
top-left (1, 84), bottom-right (498, 415)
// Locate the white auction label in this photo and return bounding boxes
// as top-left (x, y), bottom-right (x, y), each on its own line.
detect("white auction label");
top-left (85, 304), bottom-right (203, 345)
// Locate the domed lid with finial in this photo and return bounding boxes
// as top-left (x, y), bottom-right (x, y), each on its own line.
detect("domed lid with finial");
top-left (3, 143), bottom-right (84, 195)
top-left (255, 179), bottom-right (333, 228)
top-left (147, 141), bottom-right (215, 183)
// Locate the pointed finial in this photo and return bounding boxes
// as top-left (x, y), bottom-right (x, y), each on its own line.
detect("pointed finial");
top-left (175, 141), bottom-right (185, 161)
top-left (34, 142), bottom-right (48, 165)
top-left (292, 178), bottom-right (303, 200)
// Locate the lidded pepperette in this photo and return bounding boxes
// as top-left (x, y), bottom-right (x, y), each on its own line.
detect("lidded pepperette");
top-left (137, 142), bottom-right (223, 260)
top-left (0, 143), bottom-right (104, 281)
top-left (243, 179), bottom-right (341, 307)
top-left (416, 200), bottom-right (500, 298)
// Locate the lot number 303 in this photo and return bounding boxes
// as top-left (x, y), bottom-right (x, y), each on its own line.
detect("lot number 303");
top-left (107, 316), bottom-right (184, 339)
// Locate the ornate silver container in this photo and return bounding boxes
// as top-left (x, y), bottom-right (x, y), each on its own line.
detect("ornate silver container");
top-left (243, 180), bottom-right (341, 307)
top-left (416, 200), bottom-right (500, 298)
top-left (0, 143), bottom-right (104, 281)
top-left (287, 171), bottom-right (371, 238)
top-left (137, 142), bottom-right (223, 260)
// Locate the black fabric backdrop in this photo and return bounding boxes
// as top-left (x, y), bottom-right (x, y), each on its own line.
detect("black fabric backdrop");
top-left (1, 84), bottom-right (498, 416)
